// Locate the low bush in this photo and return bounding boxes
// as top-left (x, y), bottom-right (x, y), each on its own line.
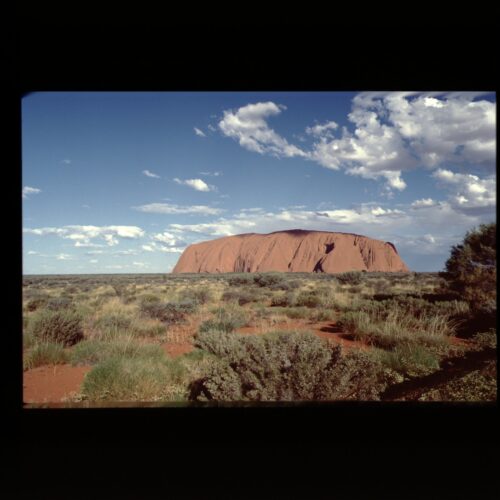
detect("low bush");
top-left (227, 275), bottom-right (254, 287)
top-left (472, 330), bottom-right (497, 350)
top-left (25, 296), bottom-right (49, 312)
top-left (270, 292), bottom-right (296, 307)
top-left (253, 273), bottom-right (288, 289)
top-left (70, 338), bottom-right (165, 366)
top-left (294, 291), bottom-right (322, 308)
top-left (336, 271), bottom-right (363, 285)
top-left (310, 309), bottom-right (336, 322)
top-left (190, 331), bottom-right (398, 401)
top-left (45, 297), bottom-right (74, 311)
top-left (81, 356), bottom-right (189, 401)
top-left (140, 300), bottom-right (197, 325)
top-left (221, 289), bottom-right (258, 306)
top-left (24, 342), bottom-right (68, 370)
top-left (283, 306), bottom-right (311, 320)
top-left (374, 344), bottom-right (440, 376)
top-left (93, 313), bottom-right (133, 338)
top-left (29, 309), bottom-right (84, 346)
top-left (178, 287), bottom-right (213, 305)
top-left (199, 306), bottom-right (248, 333)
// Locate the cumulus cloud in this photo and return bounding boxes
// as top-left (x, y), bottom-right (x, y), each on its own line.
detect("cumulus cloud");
top-left (411, 198), bottom-right (437, 208)
top-left (305, 121), bottom-right (338, 138)
top-left (141, 241), bottom-right (185, 253)
top-left (23, 225), bottom-right (145, 247)
top-left (173, 177), bottom-right (214, 192)
top-left (194, 127), bottom-right (206, 137)
top-left (219, 102), bottom-right (307, 158)
top-left (168, 205), bottom-right (409, 238)
top-left (133, 202), bottom-right (223, 216)
top-left (142, 169), bottom-right (160, 178)
top-left (432, 168), bottom-right (496, 214)
top-left (22, 186), bottom-right (41, 199)
top-left (151, 231), bottom-right (181, 246)
top-left (218, 93), bottom-right (495, 192)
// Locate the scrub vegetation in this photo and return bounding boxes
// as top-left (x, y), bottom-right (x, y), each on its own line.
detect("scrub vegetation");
top-left (23, 223), bottom-right (496, 404)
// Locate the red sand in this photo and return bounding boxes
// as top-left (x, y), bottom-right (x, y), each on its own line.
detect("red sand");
top-left (173, 229), bottom-right (409, 274)
top-left (23, 364), bottom-right (92, 404)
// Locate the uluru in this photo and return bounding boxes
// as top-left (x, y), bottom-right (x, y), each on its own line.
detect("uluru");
top-left (172, 229), bottom-right (409, 274)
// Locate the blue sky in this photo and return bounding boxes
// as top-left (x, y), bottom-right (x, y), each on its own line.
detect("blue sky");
top-left (23, 91), bottom-right (496, 274)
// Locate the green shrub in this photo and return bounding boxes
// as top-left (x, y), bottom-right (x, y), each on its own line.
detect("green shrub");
top-left (283, 306), bottom-right (311, 320)
top-left (270, 292), bottom-right (296, 307)
top-left (93, 313), bottom-right (133, 338)
top-left (336, 271), bottom-right (363, 285)
top-left (81, 356), bottom-right (189, 401)
top-left (310, 309), bottom-right (336, 322)
top-left (24, 342), bottom-right (68, 370)
top-left (45, 297), bottom-right (74, 311)
top-left (374, 344), bottom-right (440, 376)
top-left (178, 287), bottom-right (212, 305)
top-left (440, 222), bottom-right (496, 312)
top-left (221, 289), bottom-right (257, 306)
top-left (140, 300), bottom-right (196, 325)
top-left (70, 338), bottom-right (165, 366)
top-left (227, 275), bottom-right (254, 287)
top-left (29, 309), bottom-right (84, 346)
top-left (294, 291), bottom-right (322, 308)
top-left (253, 273), bottom-right (288, 289)
top-left (199, 308), bottom-right (248, 334)
top-left (25, 296), bottom-right (49, 312)
top-left (473, 330), bottom-right (497, 350)
top-left (190, 331), bottom-right (397, 401)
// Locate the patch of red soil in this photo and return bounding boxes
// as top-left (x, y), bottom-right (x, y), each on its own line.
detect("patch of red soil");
top-left (23, 364), bottom-right (92, 404)
top-left (161, 343), bottom-right (194, 358)
top-left (159, 317), bottom-right (200, 358)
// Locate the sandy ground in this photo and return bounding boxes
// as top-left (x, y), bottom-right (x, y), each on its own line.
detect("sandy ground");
top-left (23, 316), bottom-right (468, 404)
top-left (23, 364), bottom-right (92, 404)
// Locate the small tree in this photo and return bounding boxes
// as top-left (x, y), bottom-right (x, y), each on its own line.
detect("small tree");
top-left (440, 222), bottom-right (496, 312)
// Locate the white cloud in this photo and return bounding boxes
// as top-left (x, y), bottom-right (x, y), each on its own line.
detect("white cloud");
top-left (411, 198), bottom-right (437, 208)
top-left (141, 241), bottom-right (185, 253)
top-left (199, 171), bottom-right (222, 177)
top-left (22, 186), bottom-right (42, 199)
top-left (56, 253), bottom-right (73, 260)
top-left (194, 127), bottom-right (206, 137)
top-left (219, 102), bottom-right (307, 158)
top-left (218, 93), bottom-right (495, 192)
top-left (27, 250), bottom-right (39, 255)
top-left (132, 261), bottom-right (149, 267)
top-left (432, 168), bottom-right (496, 214)
top-left (89, 259), bottom-right (98, 264)
top-left (113, 249), bottom-right (139, 255)
top-left (142, 169), bottom-right (160, 178)
top-left (61, 159), bottom-right (72, 165)
top-left (133, 202), bottom-right (223, 216)
top-left (151, 231), bottom-right (181, 245)
top-left (85, 250), bottom-right (104, 255)
top-left (305, 121), bottom-right (338, 137)
top-left (23, 225), bottom-right (145, 247)
top-left (105, 265), bottom-right (124, 270)
top-left (173, 177), bottom-right (214, 192)
top-left (74, 241), bottom-right (105, 248)
top-left (168, 205), bottom-right (408, 238)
